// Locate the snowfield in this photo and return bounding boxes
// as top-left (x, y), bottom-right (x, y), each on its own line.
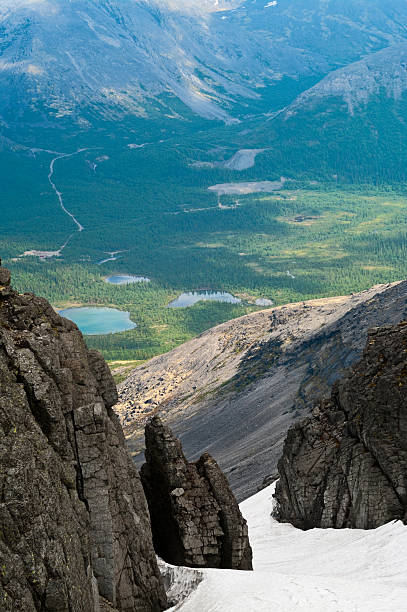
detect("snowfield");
top-left (173, 484), bottom-right (407, 611)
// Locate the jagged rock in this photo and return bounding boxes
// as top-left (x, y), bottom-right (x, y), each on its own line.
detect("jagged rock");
top-left (140, 417), bottom-right (252, 570)
top-left (273, 321), bottom-right (407, 530)
top-left (0, 263), bottom-right (167, 611)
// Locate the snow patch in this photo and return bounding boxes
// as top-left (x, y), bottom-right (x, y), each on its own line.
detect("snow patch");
top-left (174, 483), bottom-right (407, 611)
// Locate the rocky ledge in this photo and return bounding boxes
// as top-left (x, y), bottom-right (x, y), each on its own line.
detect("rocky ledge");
top-left (274, 321), bottom-right (407, 530)
top-left (141, 417), bottom-right (252, 570)
top-left (0, 261), bottom-right (167, 611)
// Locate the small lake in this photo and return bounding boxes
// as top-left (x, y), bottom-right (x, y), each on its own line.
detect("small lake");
top-left (106, 275), bottom-right (150, 285)
top-left (167, 291), bottom-right (241, 308)
top-left (60, 307), bottom-right (137, 335)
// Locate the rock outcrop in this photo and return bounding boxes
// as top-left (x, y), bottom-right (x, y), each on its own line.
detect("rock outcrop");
top-left (0, 261), bottom-right (167, 611)
top-left (140, 417), bottom-right (252, 570)
top-left (273, 321), bottom-right (407, 530)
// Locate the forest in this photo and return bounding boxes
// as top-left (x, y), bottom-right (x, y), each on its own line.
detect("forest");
top-left (3, 95), bottom-right (407, 361)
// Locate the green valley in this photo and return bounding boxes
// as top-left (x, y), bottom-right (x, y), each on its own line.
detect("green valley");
top-left (4, 124), bottom-right (407, 360)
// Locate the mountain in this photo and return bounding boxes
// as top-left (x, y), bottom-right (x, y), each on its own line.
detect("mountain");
top-left (116, 279), bottom-right (407, 500)
top-left (2, 0), bottom-right (407, 132)
top-left (0, 0), bottom-right (317, 129)
top-left (3, 3), bottom-right (407, 610)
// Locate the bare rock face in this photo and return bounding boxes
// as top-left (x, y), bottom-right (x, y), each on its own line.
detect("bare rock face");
top-left (274, 321), bottom-right (407, 530)
top-left (0, 261), bottom-right (167, 611)
top-left (140, 417), bottom-right (252, 570)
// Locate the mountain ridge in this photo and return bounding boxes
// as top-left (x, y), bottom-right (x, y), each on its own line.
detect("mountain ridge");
top-left (285, 42), bottom-right (407, 116)
top-left (2, 0), bottom-right (407, 129)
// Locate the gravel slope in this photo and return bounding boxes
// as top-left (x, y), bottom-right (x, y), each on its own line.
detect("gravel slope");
top-left (116, 280), bottom-right (407, 500)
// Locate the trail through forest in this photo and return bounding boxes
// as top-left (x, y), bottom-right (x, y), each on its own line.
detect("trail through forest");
top-left (48, 150), bottom-right (86, 234)
top-left (21, 149), bottom-right (88, 259)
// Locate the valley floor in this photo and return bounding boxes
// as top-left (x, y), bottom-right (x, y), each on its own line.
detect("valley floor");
top-left (172, 484), bottom-right (407, 611)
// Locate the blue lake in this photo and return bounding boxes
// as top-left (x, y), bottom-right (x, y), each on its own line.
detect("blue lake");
top-left (60, 307), bottom-right (137, 335)
top-left (106, 275), bottom-right (150, 285)
top-left (167, 291), bottom-right (241, 308)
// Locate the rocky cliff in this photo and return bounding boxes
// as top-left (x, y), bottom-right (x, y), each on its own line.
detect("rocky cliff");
top-left (0, 262), bottom-right (167, 611)
top-left (117, 280), bottom-right (407, 500)
top-left (273, 321), bottom-right (407, 530)
top-left (140, 417), bottom-right (252, 570)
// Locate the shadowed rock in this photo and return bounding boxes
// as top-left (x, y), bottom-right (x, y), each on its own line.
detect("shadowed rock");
top-left (0, 261), bottom-right (167, 611)
top-left (141, 417), bottom-right (252, 570)
top-left (273, 321), bottom-right (407, 530)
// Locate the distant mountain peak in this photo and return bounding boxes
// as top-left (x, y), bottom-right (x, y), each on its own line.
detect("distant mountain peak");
top-left (286, 42), bottom-right (407, 116)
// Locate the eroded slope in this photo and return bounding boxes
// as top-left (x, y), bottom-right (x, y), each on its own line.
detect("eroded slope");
top-left (117, 280), bottom-right (407, 500)
top-left (116, 282), bottom-right (407, 499)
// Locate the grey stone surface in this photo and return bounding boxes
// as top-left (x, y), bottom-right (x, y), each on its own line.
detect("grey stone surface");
top-left (141, 417), bottom-right (252, 570)
top-left (274, 321), bottom-right (407, 530)
top-left (0, 261), bottom-right (167, 611)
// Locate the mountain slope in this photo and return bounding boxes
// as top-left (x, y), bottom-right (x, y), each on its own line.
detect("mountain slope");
top-left (0, 0), bottom-right (321, 128)
top-left (230, 0), bottom-right (407, 64)
top-left (2, 0), bottom-right (407, 131)
top-left (116, 279), bottom-right (407, 500)
top-left (246, 42), bottom-right (407, 181)
top-left (285, 43), bottom-right (407, 115)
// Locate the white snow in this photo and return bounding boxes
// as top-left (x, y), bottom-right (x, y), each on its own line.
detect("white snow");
top-left (174, 484), bottom-right (407, 611)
